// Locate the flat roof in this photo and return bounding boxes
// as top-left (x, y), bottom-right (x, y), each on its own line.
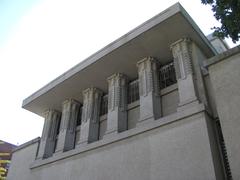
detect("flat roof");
top-left (23, 3), bottom-right (216, 117)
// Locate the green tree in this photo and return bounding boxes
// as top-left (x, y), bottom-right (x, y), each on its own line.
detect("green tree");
top-left (201, 0), bottom-right (240, 43)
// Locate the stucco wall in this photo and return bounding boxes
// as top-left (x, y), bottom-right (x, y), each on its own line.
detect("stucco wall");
top-left (208, 51), bottom-right (240, 180)
top-left (8, 112), bottom-right (219, 180)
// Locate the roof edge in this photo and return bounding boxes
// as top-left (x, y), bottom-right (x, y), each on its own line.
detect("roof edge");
top-left (12, 137), bottom-right (40, 153)
top-left (22, 2), bottom-right (182, 109)
top-left (178, 4), bottom-right (218, 56)
top-left (204, 45), bottom-right (240, 68)
top-left (22, 2), bottom-right (217, 113)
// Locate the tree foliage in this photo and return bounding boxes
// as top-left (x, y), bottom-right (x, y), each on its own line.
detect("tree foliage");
top-left (201, 0), bottom-right (240, 43)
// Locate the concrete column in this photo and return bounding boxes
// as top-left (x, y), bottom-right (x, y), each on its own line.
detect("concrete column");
top-left (137, 57), bottom-right (161, 124)
top-left (55, 99), bottom-right (81, 153)
top-left (77, 88), bottom-right (103, 146)
top-left (105, 73), bottom-right (128, 137)
top-left (170, 38), bottom-right (199, 111)
top-left (37, 110), bottom-right (61, 159)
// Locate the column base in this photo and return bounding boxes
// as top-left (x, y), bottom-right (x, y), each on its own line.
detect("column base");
top-left (137, 117), bottom-right (155, 127)
top-left (35, 156), bottom-right (44, 160)
top-left (177, 98), bottom-right (200, 112)
top-left (76, 140), bottom-right (88, 148)
top-left (103, 129), bottom-right (118, 139)
top-left (53, 148), bottom-right (64, 156)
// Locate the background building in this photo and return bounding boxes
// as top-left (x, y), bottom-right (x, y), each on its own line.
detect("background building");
top-left (7, 3), bottom-right (240, 180)
top-left (0, 140), bottom-right (16, 179)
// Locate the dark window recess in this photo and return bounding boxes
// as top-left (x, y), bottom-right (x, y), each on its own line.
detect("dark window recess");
top-left (215, 119), bottom-right (232, 180)
top-left (76, 107), bottom-right (82, 126)
top-left (54, 136), bottom-right (58, 153)
top-left (128, 79), bottom-right (139, 104)
top-left (56, 117), bottom-right (61, 135)
top-left (100, 95), bottom-right (108, 116)
top-left (53, 117), bottom-right (61, 153)
top-left (159, 62), bottom-right (177, 89)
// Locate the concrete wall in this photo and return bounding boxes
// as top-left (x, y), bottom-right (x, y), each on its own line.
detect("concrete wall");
top-left (208, 49), bottom-right (240, 180)
top-left (75, 126), bottom-right (81, 146)
top-left (203, 75), bottom-right (218, 117)
top-left (8, 111), bottom-right (221, 180)
top-left (127, 85), bottom-right (179, 130)
top-left (127, 104), bottom-right (140, 129)
top-left (7, 139), bottom-right (39, 180)
top-left (76, 86), bottom-right (179, 142)
top-left (99, 116), bottom-right (107, 140)
top-left (161, 87), bottom-right (178, 116)
top-left (191, 43), bottom-right (209, 106)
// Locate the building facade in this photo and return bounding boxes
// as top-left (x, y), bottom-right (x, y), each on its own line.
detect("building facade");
top-left (0, 140), bottom-right (16, 179)
top-left (7, 3), bottom-right (240, 180)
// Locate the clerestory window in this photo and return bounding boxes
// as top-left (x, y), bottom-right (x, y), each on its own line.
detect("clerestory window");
top-left (159, 62), bottom-right (177, 89)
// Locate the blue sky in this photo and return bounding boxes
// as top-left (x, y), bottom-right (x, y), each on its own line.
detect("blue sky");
top-left (0, 0), bottom-right (40, 47)
top-left (0, 0), bottom-right (239, 145)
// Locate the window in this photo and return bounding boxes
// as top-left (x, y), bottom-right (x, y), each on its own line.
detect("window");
top-left (159, 62), bottom-right (177, 89)
top-left (128, 79), bottom-right (139, 104)
top-left (100, 95), bottom-right (108, 116)
top-left (76, 107), bottom-right (82, 126)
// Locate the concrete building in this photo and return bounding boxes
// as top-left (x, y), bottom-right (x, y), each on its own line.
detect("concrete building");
top-left (7, 3), bottom-right (240, 180)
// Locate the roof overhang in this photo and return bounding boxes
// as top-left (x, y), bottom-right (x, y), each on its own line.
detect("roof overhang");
top-left (22, 3), bottom-right (217, 117)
